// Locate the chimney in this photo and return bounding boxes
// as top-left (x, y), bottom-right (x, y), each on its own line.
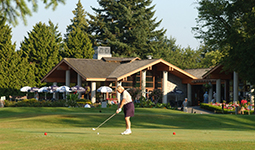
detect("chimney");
top-left (93, 46), bottom-right (112, 59)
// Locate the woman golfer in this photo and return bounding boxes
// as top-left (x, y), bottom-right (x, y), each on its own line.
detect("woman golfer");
top-left (116, 85), bottom-right (135, 135)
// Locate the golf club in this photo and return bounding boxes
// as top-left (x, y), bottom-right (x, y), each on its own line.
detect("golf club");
top-left (92, 112), bottom-right (116, 131)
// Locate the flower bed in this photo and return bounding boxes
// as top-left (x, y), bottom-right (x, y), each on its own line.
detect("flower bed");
top-left (200, 100), bottom-right (254, 114)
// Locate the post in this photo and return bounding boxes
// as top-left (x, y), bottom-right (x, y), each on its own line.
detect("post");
top-left (216, 79), bottom-right (221, 103)
top-left (233, 72), bottom-right (238, 104)
top-left (141, 70), bottom-right (146, 98)
top-left (91, 82), bottom-right (96, 103)
top-left (117, 82), bottom-right (122, 103)
top-left (187, 83), bottom-right (192, 106)
top-left (162, 71), bottom-right (168, 104)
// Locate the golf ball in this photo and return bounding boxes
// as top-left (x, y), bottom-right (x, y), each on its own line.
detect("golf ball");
top-left (97, 132), bottom-right (99, 135)
top-left (92, 128), bottom-right (95, 131)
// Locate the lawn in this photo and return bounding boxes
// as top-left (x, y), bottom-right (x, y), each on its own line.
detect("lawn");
top-left (0, 107), bottom-right (255, 150)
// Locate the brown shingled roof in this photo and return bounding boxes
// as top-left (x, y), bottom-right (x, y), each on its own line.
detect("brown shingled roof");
top-left (108, 59), bottom-right (160, 79)
top-left (184, 68), bottom-right (211, 79)
top-left (42, 57), bottom-right (198, 83)
top-left (102, 57), bottom-right (140, 63)
top-left (64, 58), bottom-right (121, 79)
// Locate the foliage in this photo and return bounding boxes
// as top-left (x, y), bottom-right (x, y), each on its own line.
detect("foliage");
top-left (127, 87), bottom-right (142, 101)
top-left (88, 0), bottom-right (166, 58)
top-left (66, 93), bottom-right (79, 107)
top-left (199, 48), bottom-right (225, 68)
top-left (76, 99), bottom-right (92, 104)
top-left (5, 99), bottom-right (68, 107)
top-left (0, 0), bottom-right (65, 26)
top-left (240, 99), bottom-right (247, 108)
top-left (149, 89), bottom-right (163, 103)
top-left (65, 0), bottom-right (89, 38)
top-left (200, 102), bottom-right (254, 114)
top-left (157, 36), bottom-right (207, 69)
top-left (0, 22), bottom-right (36, 97)
top-left (193, 0), bottom-right (255, 84)
top-left (62, 28), bottom-right (94, 58)
top-left (19, 21), bottom-right (62, 87)
top-left (134, 96), bottom-right (171, 109)
top-left (202, 83), bottom-right (212, 92)
top-left (61, 0), bottom-right (94, 59)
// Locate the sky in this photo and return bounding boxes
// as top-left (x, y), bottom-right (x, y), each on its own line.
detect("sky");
top-left (10, 0), bottom-right (201, 50)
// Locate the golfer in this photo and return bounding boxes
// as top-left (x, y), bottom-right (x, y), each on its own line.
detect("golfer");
top-left (116, 85), bottom-right (134, 135)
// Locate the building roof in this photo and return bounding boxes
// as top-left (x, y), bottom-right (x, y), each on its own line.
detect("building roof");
top-left (102, 57), bottom-right (141, 63)
top-left (41, 57), bottom-right (198, 83)
top-left (184, 68), bottom-right (211, 79)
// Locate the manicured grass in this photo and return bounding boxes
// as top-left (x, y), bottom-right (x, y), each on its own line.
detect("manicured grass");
top-left (0, 107), bottom-right (255, 150)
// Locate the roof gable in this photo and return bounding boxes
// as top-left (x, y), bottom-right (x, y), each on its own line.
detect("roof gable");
top-left (42, 57), bottom-right (198, 83)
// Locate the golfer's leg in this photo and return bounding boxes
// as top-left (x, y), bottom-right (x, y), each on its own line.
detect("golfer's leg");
top-left (125, 117), bottom-right (131, 130)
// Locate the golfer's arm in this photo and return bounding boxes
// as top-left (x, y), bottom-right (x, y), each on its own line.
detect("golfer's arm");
top-left (119, 98), bottom-right (126, 109)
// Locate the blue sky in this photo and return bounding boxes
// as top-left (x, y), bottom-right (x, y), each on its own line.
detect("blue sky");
top-left (10, 0), bottom-right (201, 50)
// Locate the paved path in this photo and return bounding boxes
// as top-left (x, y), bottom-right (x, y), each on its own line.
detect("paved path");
top-left (179, 106), bottom-right (214, 114)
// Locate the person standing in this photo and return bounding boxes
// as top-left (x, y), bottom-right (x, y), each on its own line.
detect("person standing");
top-left (203, 91), bottom-right (209, 103)
top-left (182, 98), bottom-right (188, 112)
top-left (116, 85), bottom-right (135, 135)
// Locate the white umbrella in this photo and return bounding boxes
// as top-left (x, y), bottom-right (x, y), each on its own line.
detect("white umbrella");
top-left (97, 86), bottom-right (113, 102)
top-left (20, 86), bottom-right (31, 92)
top-left (48, 85), bottom-right (59, 92)
top-left (97, 86), bottom-right (113, 93)
top-left (56, 86), bottom-right (71, 93)
top-left (38, 86), bottom-right (49, 100)
top-left (71, 85), bottom-right (86, 93)
top-left (38, 86), bottom-right (48, 93)
top-left (30, 87), bottom-right (39, 92)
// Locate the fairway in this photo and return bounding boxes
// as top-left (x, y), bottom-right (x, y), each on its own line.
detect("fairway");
top-left (0, 107), bottom-right (255, 150)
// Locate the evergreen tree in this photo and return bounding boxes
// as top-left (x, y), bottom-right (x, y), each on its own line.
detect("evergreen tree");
top-left (0, 22), bottom-right (36, 97)
top-left (0, 0), bottom-right (65, 26)
top-left (193, 0), bottom-right (255, 84)
top-left (88, 0), bottom-right (166, 58)
top-left (19, 21), bottom-right (62, 87)
top-left (61, 0), bottom-right (94, 59)
top-left (62, 28), bottom-right (94, 58)
top-left (65, 0), bottom-right (89, 38)
top-left (156, 36), bottom-right (204, 69)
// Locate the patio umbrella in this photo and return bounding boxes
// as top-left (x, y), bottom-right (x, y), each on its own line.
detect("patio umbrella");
top-left (71, 85), bottom-right (86, 93)
top-left (30, 87), bottom-right (39, 92)
top-left (38, 86), bottom-right (49, 99)
top-left (170, 87), bottom-right (183, 104)
top-left (97, 86), bottom-right (113, 102)
top-left (97, 86), bottom-right (113, 93)
top-left (48, 85), bottom-right (59, 93)
top-left (20, 86), bottom-right (31, 97)
top-left (56, 86), bottom-right (71, 93)
top-left (20, 86), bottom-right (31, 92)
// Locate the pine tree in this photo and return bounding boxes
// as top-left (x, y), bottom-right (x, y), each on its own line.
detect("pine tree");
top-left (65, 0), bottom-right (89, 38)
top-left (19, 21), bottom-right (62, 87)
top-left (0, 22), bottom-right (36, 97)
top-left (0, 0), bottom-right (65, 26)
top-left (88, 0), bottom-right (166, 58)
top-left (61, 0), bottom-right (94, 59)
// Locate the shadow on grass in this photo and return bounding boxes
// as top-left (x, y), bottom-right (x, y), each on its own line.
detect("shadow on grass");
top-left (1, 107), bottom-right (255, 131)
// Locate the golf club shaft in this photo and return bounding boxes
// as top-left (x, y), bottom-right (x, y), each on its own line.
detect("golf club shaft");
top-left (95, 113), bottom-right (116, 130)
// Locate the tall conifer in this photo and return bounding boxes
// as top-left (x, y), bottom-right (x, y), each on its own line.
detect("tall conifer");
top-left (61, 0), bottom-right (94, 59)
top-left (88, 0), bottom-right (166, 58)
top-left (20, 21), bottom-right (62, 87)
top-left (0, 22), bottom-right (36, 96)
